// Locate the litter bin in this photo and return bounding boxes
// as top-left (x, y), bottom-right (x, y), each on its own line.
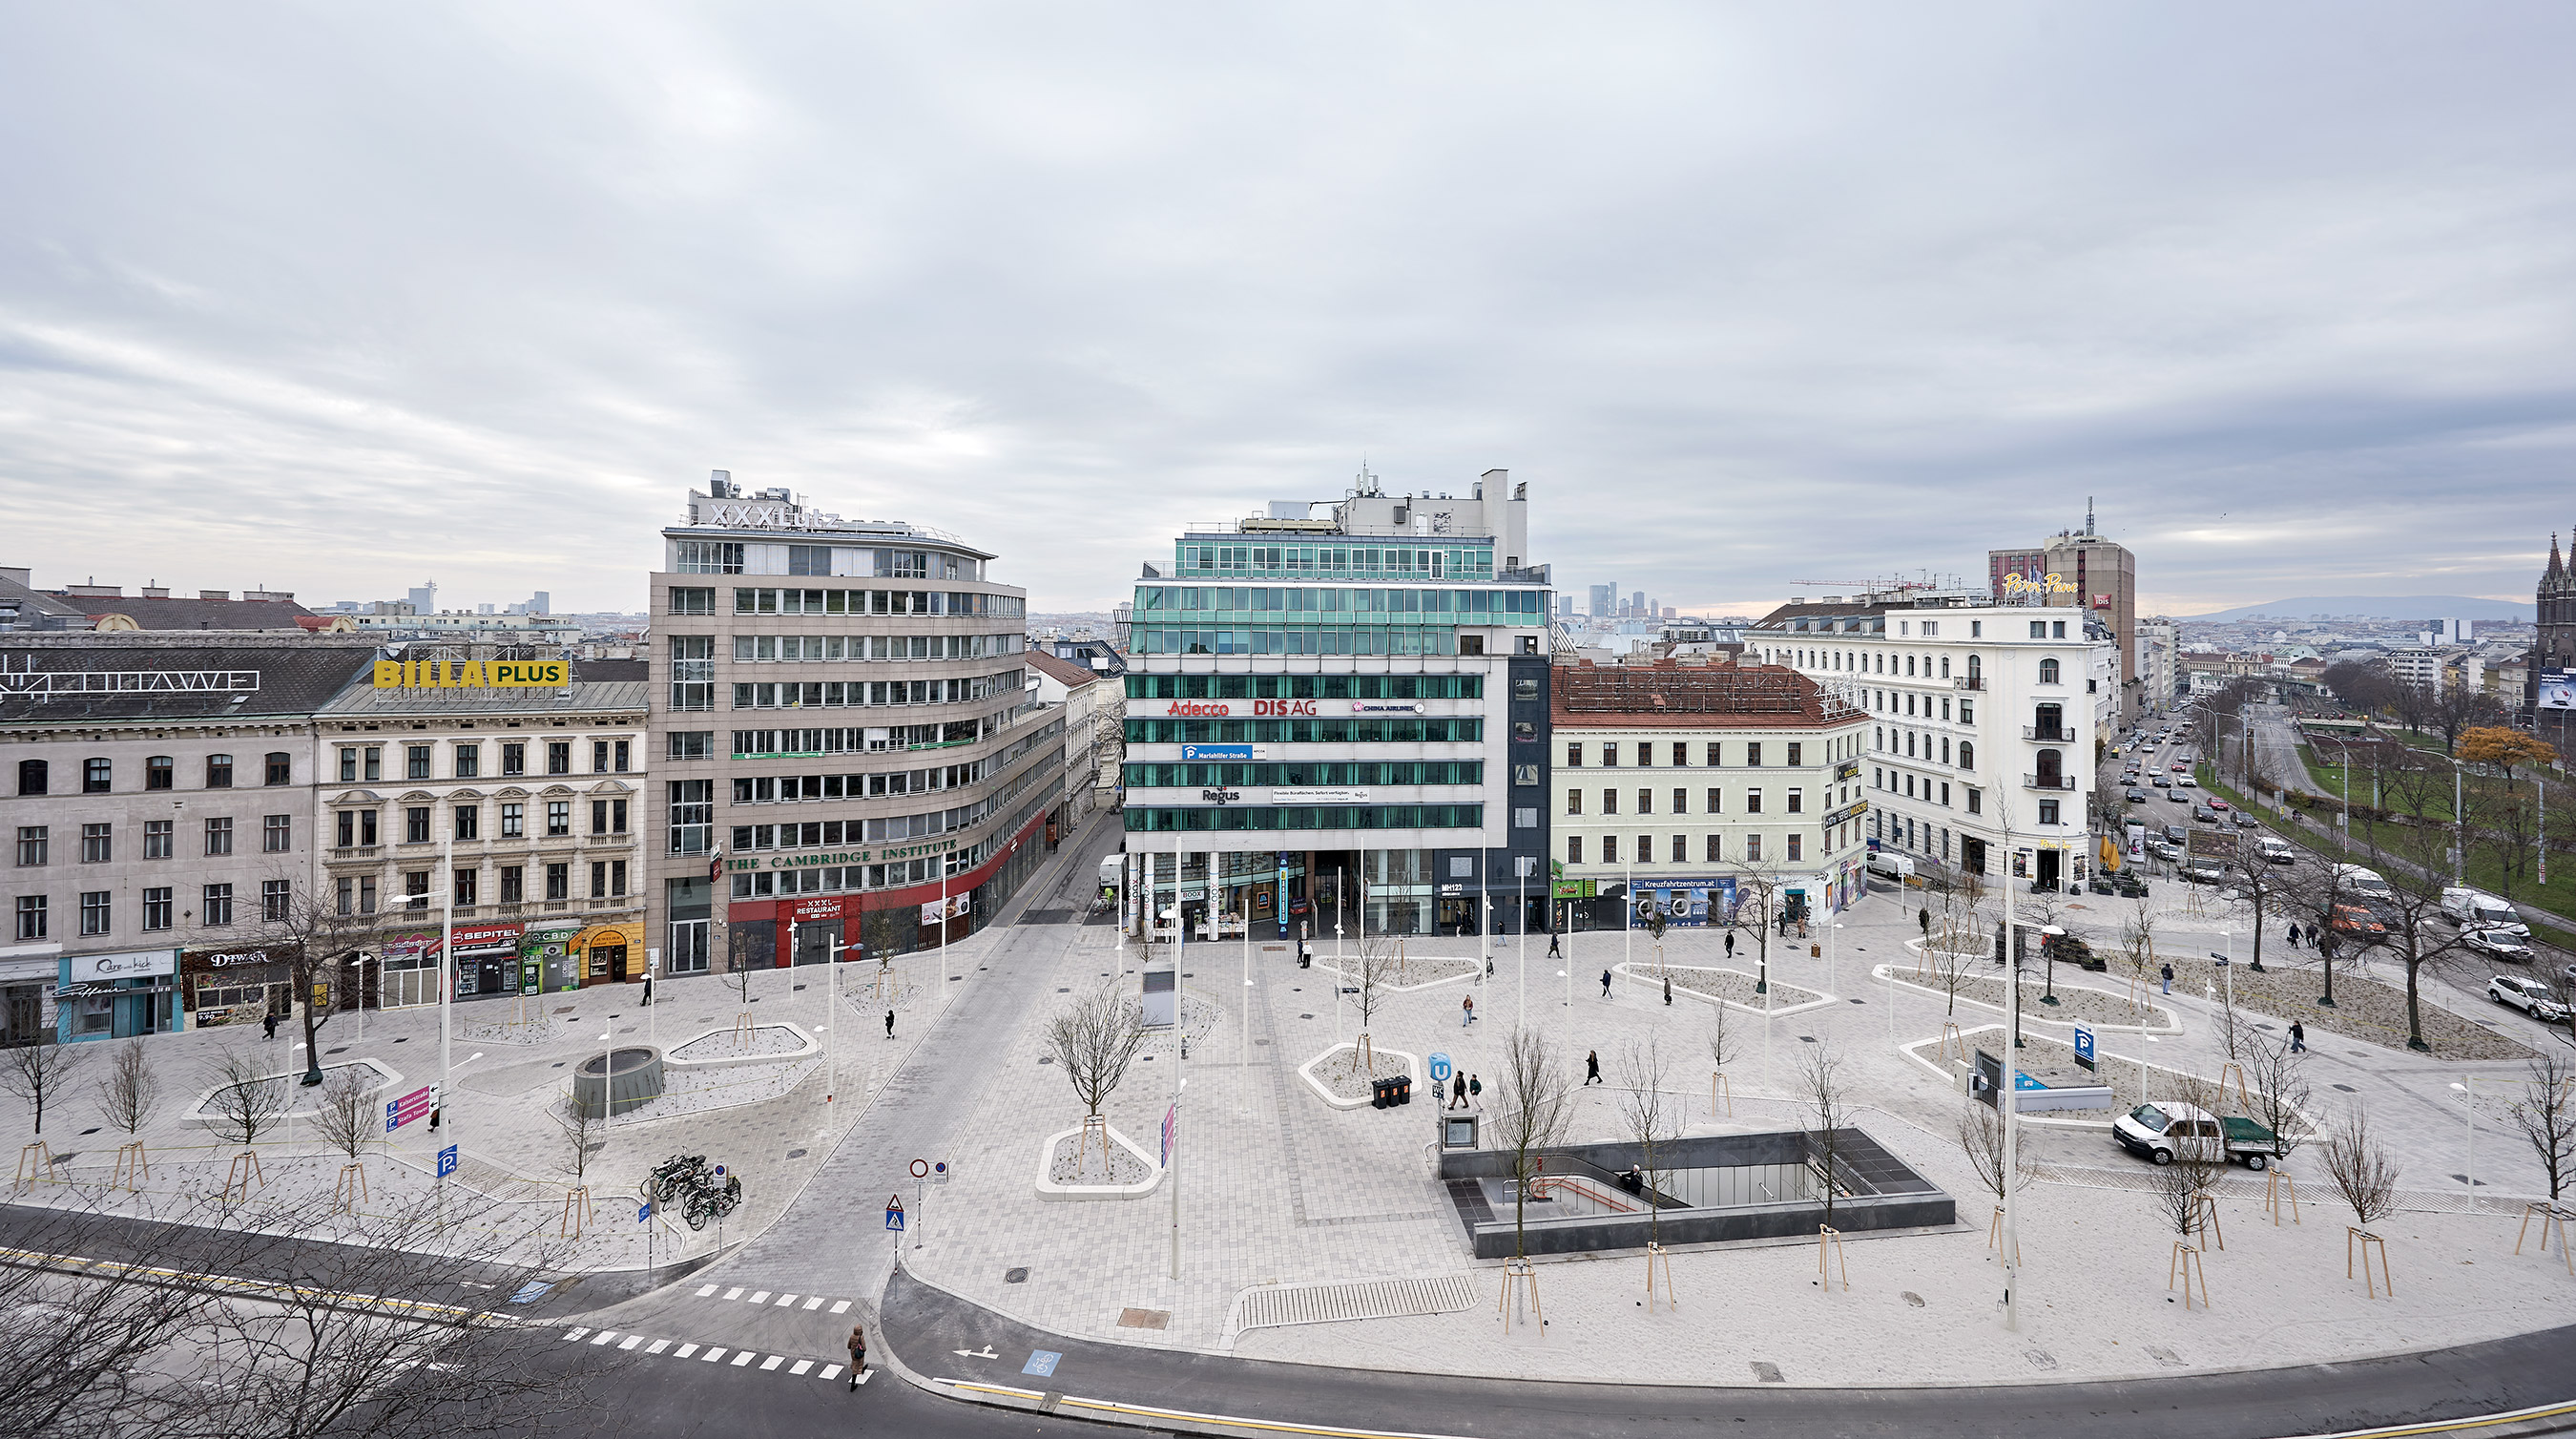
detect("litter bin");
top-left (1394, 1074), bottom-right (1413, 1106)
top-left (1370, 1076), bottom-right (1393, 1109)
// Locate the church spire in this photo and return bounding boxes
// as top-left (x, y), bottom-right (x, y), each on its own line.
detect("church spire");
top-left (2549, 532), bottom-right (2566, 585)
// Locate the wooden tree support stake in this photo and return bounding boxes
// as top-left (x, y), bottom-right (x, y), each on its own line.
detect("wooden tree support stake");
top-left (1645, 1241), bottom-right (1677, 1313)
top-left (1817, 1224), bottom-right (1848, 1293)
top-left (2216, 1062), bottom-right (2252, 1110)
top-left (2192, 1194), bottom-right (2226, 1253)
top-left (2348, 1227), bottom-right (2393, 1299)
top-left (14, 1142), bottom-right (62, 1192)
top-left (1988, 1206), bottom-right (2021, 1265)
top-left (1937, 1022), bottom-right (1964, 1066)
top-left (334, 1163), bottom-right (367, 1213)
top-left (2264, 1168), bottom-right (2300, 1226)
top-left (734, 1012), bottom-right (755, 1046)
top-left (1498, 1259), bottom-right (1543, 1334)
top-left (222, 1150), bottom-right (264, 1204)
top-left (112, 1141), bottom-right (150, 1192)
top-left (2169, 1241), bottom-right (2210, 1309)
top-left (1710, 1071), bottom-right (1734, 1119)
top-left (1074, 1115), bottom-right (1110, 1176)
top-left (2513, 1202), bottom-right (2573, 1277)
top-left (562, 1184), bottom-right (592, 1239)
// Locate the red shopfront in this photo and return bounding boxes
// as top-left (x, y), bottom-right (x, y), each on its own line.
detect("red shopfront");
top-left (724, 810), bottom-right (1046, 970)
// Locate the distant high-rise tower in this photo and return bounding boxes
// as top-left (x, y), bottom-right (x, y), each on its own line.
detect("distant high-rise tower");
top-left (1991, 502), bottom-right (2139, 718)
top-left (1589, 583), bottom-right (1615, 618)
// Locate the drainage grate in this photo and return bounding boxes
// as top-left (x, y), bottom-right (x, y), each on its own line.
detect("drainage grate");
top-left (1005, 1267), bottom-right (1029, 1283)
top-left (1234, 1274), bottom-right (1478, 1332)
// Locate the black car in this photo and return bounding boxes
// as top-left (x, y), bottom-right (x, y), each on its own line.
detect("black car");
top-left (2126, 788), bottom-right (2148, 803)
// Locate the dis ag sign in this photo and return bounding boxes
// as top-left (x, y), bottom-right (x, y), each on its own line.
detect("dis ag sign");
top-left (1251, 699), bottom-right (1317, 717)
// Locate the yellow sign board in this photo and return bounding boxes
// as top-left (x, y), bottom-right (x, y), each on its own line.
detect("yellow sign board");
top-left (372, 659), bottom-right (567, 689)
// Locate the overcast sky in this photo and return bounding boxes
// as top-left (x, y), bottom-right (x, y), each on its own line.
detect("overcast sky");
top-left (4, 4), bottom-right (2572, 619)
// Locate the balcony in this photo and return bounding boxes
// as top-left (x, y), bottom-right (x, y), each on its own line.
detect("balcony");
top-left (1954, 677), bottom-right (1984, 691)
top-left (2020, 727), bottom-right (2073, 742)
top-left (327, 846), bottom-right (383, 864)
top-left (2022, 773), bottom-right (2077, 791)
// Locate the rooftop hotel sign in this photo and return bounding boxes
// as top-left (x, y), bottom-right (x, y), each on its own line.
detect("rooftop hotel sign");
top-left (373, 659), bottom-right (569, 689)
top-left (2000, 573), bottom-right (2080, 597)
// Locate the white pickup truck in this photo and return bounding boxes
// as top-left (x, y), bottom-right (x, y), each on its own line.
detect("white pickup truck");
top-left (2111, 1101), bottom-right (2278, 1171)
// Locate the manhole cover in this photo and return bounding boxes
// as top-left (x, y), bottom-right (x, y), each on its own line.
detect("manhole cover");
top-left (785, 1149), bottom-right (807, 1159)
top-left (1300, 1013), bottom-right (1315, 1020)
top-left (1057, 988), bottom-right (1070, 993)
top-left (2025, 1350), bottom-right (2059, 1371)
top-left (1798, 1035), bottom-right (1817, 1043)
top-left (1751, 1361), bottom-right (1785, 1383)
top-left (1005, 1267), bottom-right (1029, 1283)
top-left (1038, 1056), bottom-right (1053, 1064)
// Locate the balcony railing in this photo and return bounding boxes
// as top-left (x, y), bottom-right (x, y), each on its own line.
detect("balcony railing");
top-left (1955, 677), bottom-right (1984, 691)
top-left (2022, 774), bottom-right (2077, 791)
top-left (2020, 726), bottom-right (2072, 742)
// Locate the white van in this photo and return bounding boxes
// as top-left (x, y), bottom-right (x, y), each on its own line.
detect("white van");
top-left (2332, 864), bottom-right (2393, 898)
top-left (1099, 854), bottom-right (1125, 889)
top-left (2441, 887), bottom-right (2529, 939)
top-left (1865, 852), bottom-right (1916, 883)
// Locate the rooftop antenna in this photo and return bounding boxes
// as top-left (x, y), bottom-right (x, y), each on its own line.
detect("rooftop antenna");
top-left (2085, 496), bottom-right (2096, 535)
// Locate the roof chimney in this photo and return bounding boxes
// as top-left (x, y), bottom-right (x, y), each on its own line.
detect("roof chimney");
top-left (140, 583), bottom-right (170, 598)
top-left (200, 590), bottom-right (231, 601)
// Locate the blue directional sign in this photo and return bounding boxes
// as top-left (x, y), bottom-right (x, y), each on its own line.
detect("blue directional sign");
top-left (1180, 744), bottom-right (1255, 761)
top-left (509, 1281), bottom-right (553, 1304)
top-left (436, 1145), bottom-right (458, 1178)
top-left (1024, 1350), bottom-right (1062, 1378)
top-left (1427, 1053), bottom-right (1453, 1083)
top-left (2073, 1026), bottom-right (2097, 1072)
top-left (637, 1201), bottom-right (654, 1223)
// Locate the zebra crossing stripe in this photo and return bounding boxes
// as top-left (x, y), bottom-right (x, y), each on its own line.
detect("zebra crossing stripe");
top-left (646, 1340), bottom-right (671, 1355)
top-left (801, 1296), bottom-right (823, 1311)
top-left (748, 1291), bottom-right (771, 1303)
top-left (722, 1287), bottom-right (743, 1300)
top-left (759, 1355), bottom-right (785, 1371)
top-left (562, 1328), bottom-right (590, 1342)
top-left (675, 1345), bottom-right (699, 1359)
top-left (589, 1332), bottom-right (618, 1345)
top-left (829, 1300), bottom-right (851, 1314)
top-left (618, 1336), bottom-right (644, 1350)
top-left (700, 1347), bottom-right (727, 1363)
top-left (820, 1364), bottom-right (842, 1381)
top-left (730, 1351), bottom-right (757, 1366)
top-left (696, 1284), bottom-right (717, 1298)
top-left (790, 1360), bottom-right (814, 1375)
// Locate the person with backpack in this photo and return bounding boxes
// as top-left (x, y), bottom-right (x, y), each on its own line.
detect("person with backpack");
top-left (846, 1324), bottom-right (866, 1387)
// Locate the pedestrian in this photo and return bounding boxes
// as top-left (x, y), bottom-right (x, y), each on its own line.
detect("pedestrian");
top-left (2289, 1021), bottom-right (2306, 1053)
top-left (1548, 929), bottom-right (1562, 959)
top-left (1585, 1050), bottom-right (1601, 1085)
top-left (1601, 968), bottom-right (1612, 999)
top-left (640, 971), bottom-right (654, 1007)
top-left (2160, 962), bottom-right (2172, 996)
top-left (261, 1011), bottom-right (280, 1041)
top-left (846, 1324), bottom-right (866, 1387)
top-left (1462, 994), bottom-right (1475, 1028)
top-left (1663, 974), bottom-right (1672, 1006)
top-left (1467, 1074), bottom-right (1481, 1102)
top-left (2285, 922), bottom-right (2300, 949)
top-left (1450, 1073), bottom-right (1467, 1109)
top-left (1724, 931), bottom-right (1736, 961)
top-left (884, 1009), bottom-right (895, 1040)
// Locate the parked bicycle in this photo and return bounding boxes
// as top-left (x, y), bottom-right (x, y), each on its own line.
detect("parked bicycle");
top-left (647, 1153), bottom-right (711, 1204)
top-left (681, 1174), bottom-right (743, 1230)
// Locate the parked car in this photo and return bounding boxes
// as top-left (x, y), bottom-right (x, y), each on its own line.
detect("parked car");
top-left (2232, 811), bottom-right (2260, 829)
top-left (2489, 974), bottom-right (2568, 1022)
top-left (2185, 860), bottom-right (2230, 885)
top-left (2126, 788), bottom-right (2148, 803)
top-left (2464, 929), bottom-right (2537, 965)
top-left (2112, 1102), bottom-right (2279, 1170)
top-left (2257, 837), bottom-right (2296, 865)
top-left (2441, 887), bottom-right (2530, 940)
top-left (2323, 902), bottom-right (2387, 940)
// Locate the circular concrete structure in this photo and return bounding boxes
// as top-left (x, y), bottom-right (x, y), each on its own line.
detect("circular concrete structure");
top-left (572, 1046), bottom-right (664, 1117)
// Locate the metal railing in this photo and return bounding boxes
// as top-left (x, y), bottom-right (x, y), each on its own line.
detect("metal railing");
top-left (2021, 774), bottom-right (2076, 791)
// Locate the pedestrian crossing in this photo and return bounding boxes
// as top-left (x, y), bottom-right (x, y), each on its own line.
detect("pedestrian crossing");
top-left (692, 1283), bottom-right (859, 1315)
top-left (558, 1326), bottom-right (871, 1386)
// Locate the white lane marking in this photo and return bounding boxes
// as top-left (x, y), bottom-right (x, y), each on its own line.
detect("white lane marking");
top-left (790, 1360), bottom-right (814, 1375)
top-left (820, 1364), bottom-right (843, 1381)
top-left (748, 1290), bottom-right (771, 1303)
top-left (851, 1368), bottom-right (873, 1386)
top-left (589, 1331), bottom-right (618, 1345)
top-left (829, 1300), bottom-right (851, 1314)
top-left (731, 1351), bottom-right (757, 1367)
top-left (700, 1347), bottom-right (726, 1363)
top-left (722, 1287), bottom-right (743, 1300)
top-left (759, 1355), bottom-right (784, 1371)
top-left (646, 1340), bottom-right (671, 1355)
top-left (801, 1296), bottom-right (823, 1311)
top-left (775, 1293), bottom-right (798, 1306)
top-left (562, 1327), bottom-right (590, 1342)
top-left (696, 1284), bottom-right (717, 1298)
top-left (675, 1344), bottom-right (700, 1359)
top-left (618, 1335), bottom-right (644, 1350)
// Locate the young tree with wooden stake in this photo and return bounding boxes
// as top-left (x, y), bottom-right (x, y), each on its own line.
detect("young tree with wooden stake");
top-left (2508, 1053), bottom-right (2576, 1202)
top-left (552, 1089), bottom-right (601, 1235)
top-left (93, 1039), bottom-right (160, 1189)
top-left (1956, 1097), bottom-right (2036, 1258)
top-left (1044, 977), bottom-right (1148, 1177)
top-left (1798, 1038), bottom-right (1848, 1231)
top-left (1616, 1037), bottom-right (1678, 1309)
top-left (310, 1064), bottom-right (378, 1213)
top-left (1491, 1024), bottom-right (1572, 1330)
top-left (2150, 1075), bottom-right (2232, 1257)
top-left (1705, 1000), bottom-right (1733, 1118)
top-left (1351, 932), bottom-right (1400, 1072)
top-left (201, 1047), bottom-right (286, 1201)
top-left (1, 1038), bottom-right (87, 1137)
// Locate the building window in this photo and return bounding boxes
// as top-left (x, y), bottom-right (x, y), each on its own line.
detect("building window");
top-left (1787, 789), bottom-right (1803, 814)
top-left (1746, 789), bottom-right (1763, 814)
top-left (2039, 658), bottom-right (2061, 684)
top-left (404, 872), bottom-right (430, 909)
top-left (201, 884), bottom-right (233, 927)
top-left (2029, 620), bottom-right (2046, 639)
top-left (15, 895), bottom-right (46, 940)
top-left (338, 747), bottom-right (362, 782)
top-left (1705, 787), bottom-right (1721, 812)
top-left (1787, 834), bottom-right (1803, 862)
top-left (1513, 806), bottom-right (1538, 828)
top-left (143, 887), bottom-right (173, 930)
top-left (1512, 764), bottom-right (1539, 786)
top-left (502, 742), bottom-right (527, 777)
top-left (671, 636), bottom-right (715, 711)
top-left (454, 743), bottom-right (480, 779)
top-left (405, 807), bottom-right (431, 845)
top-left (1745, 743), bottom-right (1762, 767)
top-left (84, 758), bottom-right (112, 793)
top-left (18, 759), bottom-right (47, 795)
top-left (668, 780), bottom-right (714, 854)
top-left (2038, 800), bottom-right (2061, 825)
top-left (1672, 787), bottom-right (1688, 814)
top-left (675, 540), bottom-right (745, 574)
top-left (80, 890), bottom-right (111, 936)
top-left (455, 805), bottom-right (479, 841)
top-left (1786, 742), bottom-right (1803, 767)
top-left (1603, 835), bottom-right (1619, 864)
top-left (406, 745), bottom-right (432, 781)
top-left (1959, 740), bottom-right (1975, 768)
top-left (1568, 836), bottom-right (1584, 864)
top-left (1637, 788), bottom-right (1653, 815)
top-left (336, 810), bottom-right (379, 847)
top-left (592, 799), bottom-right (629, 834)
top-left (669, 586), bottom-right (717, 615)
top-left (1705, 833), bottom-right (1722, 862)
top-left (1704, 742), bottom-right (1722, 765)
top-left (1565, 789), bottom-right (1584, 816)
top-left (203, 817), bottom-right (234, 856)
top-left (454, 868), bottom-right (478, 907)
top-left (1601, 789), bottom-right (1617, 815)
top-left (1637, 744), bottom-right (1652, 768)
top-left (548, 741), bottom-right (572, 776)
top-left (669, 732), bottom-right (715, 761)
top-left (263, 815), bottom-right (292, 853)
top-left (1745, 834), bottom-right (1762, 862)
top-left (1603, 744), bottom-right (1620, 766)
top-left (547, 801), bottom-right (571, 837)
top-left (501, 803), bottom-right (525, 838)
top-left (261, 880), bottom-right (292, 923)
top-left (1966, 788), bottom-right (1983, 815)
top-left (501, 866), bottom-right (525, 903)
top-left (265, 751), bottom-right (293, 786)
top-left (205, 754), bottom-right (234, 788)
top-left (546, 863), bottom-right (571, 901)
top-left (144, 820), bottom-right (173, 859)
top-left (1565, 742), bottom-right (1583, 767)
top-left (1637, 834), bottom-right (1653, 864)
top-left (14, 825), bottom-right (47, 867)
top-left (81, 823), bottom-right (111, 864)
top-left (146, 755), bottom-right (175, 790)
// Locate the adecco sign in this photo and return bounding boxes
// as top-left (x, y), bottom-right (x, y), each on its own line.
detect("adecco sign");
top-left (1157, 700), bottom-right (1319, 718)
top-left (69, 948), bottom-right (177, 983)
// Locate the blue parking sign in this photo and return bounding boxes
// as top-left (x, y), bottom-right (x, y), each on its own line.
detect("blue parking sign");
top-left (436, 1145), bottom-right (458, 1178)
top-left (2073, 1026), bottom-right (2096, 1071)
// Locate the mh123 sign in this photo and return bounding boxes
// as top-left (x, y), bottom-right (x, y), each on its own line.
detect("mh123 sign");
top-left (373, 659), bottom-right (569, 689)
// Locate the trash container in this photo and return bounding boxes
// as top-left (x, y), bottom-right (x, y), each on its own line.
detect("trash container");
top-left (1370, 1076), bottom-right (1391, 1109)
top-left (1394, 1074), bottom-right (1413, 1106)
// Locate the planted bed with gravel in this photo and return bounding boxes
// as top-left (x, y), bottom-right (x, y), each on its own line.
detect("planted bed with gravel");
top-left (1048, 1130), bottom-right (1152, 1186)
top-left (1920, 970), bottom-right (2175, 1031)
top-left (672, 1025), bottom-right (807, 1060)
top-left (2160, 952), bottom-right (2536, 1060)
top-left (1658, 966), bottom-right (1822, 1011)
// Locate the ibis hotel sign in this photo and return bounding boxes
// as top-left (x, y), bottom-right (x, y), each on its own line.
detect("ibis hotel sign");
top-left (373, 659), bottom-right (568, 689)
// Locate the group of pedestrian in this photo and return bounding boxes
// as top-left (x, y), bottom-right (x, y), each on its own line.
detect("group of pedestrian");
top-left (1446, 1072), bottom-right (1484, 1109)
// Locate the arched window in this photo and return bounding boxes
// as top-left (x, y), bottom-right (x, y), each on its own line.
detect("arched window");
top-left (146, 756), bottom-right (175, 790)
top-left (206, 754), bottom-right (235, 788)
top-left (265, 752), bottom-right (293, 786)
top-left (1905, 656), bottom-right (1916, 677)
top-left (1959, 741), bottom-right (1974, 769)
top-left (2039, 658), bottom-right (2061, 685)
top-left (1942, 737), bottom-right (1952, 764)
top-left (1966, 654), bottom-right (1983, 686)
top-left (2036, 747), bottom-right (2064, 785)
top-left (1940, 657), bottom-right (1951, 678)
top-left (16, 759), bottom-right (45, 796)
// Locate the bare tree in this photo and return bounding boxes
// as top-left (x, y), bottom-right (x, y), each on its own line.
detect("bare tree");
top-left (2351, 824), bottom-right (2474, 1053)
top-left (1615, 1038), bottom-right (1676, 1250)
top-left (0, 1202), bottom-right (225, 1439)
top-left (2507, 1054), bottom-right (2576, 1201)
top-left (553, 1091), bottom-right (601, 1189)
top-left (2318, 1102), bottom-right (2401, 1228)
top-left (2234, 1026), bottom-right (2313, 1165)
top-left (93, 1039), bottom-right (160, 1141)
top-left (2115, 895), bottom-right (2159, 1014)
top-left (1490, 1025), bottom-right (1574, 1261)
top-left (2147, 1076), bottom-right (2230, 1240)
top-left (1, 1040), bottom-right (87, 1137)
top-left (1797, 1039), bottom-right (1849, 1228)
top-left (1044, 978), bottom-right (1148, 1121)
top-left (1955, 1096), bottom-right (2036, 1212)
top-left (202, 1047), bottom-right (289, 1150)
top-left (1705, 999), bottom-right (1732, 1098)
top-left (246, 866), bottom-right (387, 1087)
top-left (310, 1064), bottom-right (376, 1166)
top-left (1350, 932), bottom-right (1401, 1070)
